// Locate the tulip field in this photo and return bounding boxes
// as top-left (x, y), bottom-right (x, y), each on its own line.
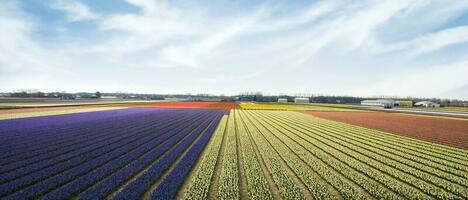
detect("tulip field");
top-left (0, 102), bottom-right (467, 199)
top-left (183, 110), bottom-right (468, 199)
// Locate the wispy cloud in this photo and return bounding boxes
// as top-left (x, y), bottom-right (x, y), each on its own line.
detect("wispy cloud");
top-left (410, 26), bottom-right (468, 55)
top-left (50, 0), bottom-right (101, 22)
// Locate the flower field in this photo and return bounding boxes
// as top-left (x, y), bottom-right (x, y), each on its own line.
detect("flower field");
top-left (0, 108), bottom-right (227, 199)
top-left (182, 110), bottom-right (468, 199)
top-left (1, 105), bottom-right (467, 199)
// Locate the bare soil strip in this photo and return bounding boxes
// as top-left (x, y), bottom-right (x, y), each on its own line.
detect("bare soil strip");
top-left (305, 111), bottom-right (468, 150)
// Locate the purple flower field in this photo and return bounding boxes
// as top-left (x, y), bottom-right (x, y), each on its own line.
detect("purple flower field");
top-left (0, 108), bottom-right (228, 199)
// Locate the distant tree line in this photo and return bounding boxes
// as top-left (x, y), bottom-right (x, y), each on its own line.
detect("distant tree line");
top-left (3, 89), bottom-right (467, 107)
top-left (10, 91), bottom-right (46, 98)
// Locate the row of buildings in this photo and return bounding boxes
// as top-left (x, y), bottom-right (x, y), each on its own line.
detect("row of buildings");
top-left (361, 99), bottom-right (440, 108)
top-left (278, 97), bottom-right (310, 103)
top-left (277, 97), bottom-right (441, 108)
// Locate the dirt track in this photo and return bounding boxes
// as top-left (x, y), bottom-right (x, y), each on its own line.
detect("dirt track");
top-left (305, 111), bottom-right (468, 150)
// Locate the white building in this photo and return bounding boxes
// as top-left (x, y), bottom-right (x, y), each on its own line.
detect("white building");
top-left (414, 101), bottom-right (440, 108)
top-left (361, 99), bottom-right (396, 108)
top-left (100, 96), bottom-right (118, 99)
top-left (294, 97), bottom-right (309, 103)
top-left (278, 98), bottom-right (288, 103)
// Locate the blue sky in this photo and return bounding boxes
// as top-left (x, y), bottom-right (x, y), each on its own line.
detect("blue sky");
top-left (1, 0), bottom-right (468, 99)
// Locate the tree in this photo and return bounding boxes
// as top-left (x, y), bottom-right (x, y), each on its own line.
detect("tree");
top-left (95, 91), bottom-right (101, 98)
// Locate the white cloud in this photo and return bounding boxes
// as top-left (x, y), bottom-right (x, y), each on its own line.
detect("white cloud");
top-left (247, 1), bottom-right (341, 33)
top-left (160, 7), bottom-right (270, 67)
top-left (0, 3), bottom-right (71, 92)
top-left (88, 0), bottom-right (207, 56)
top-left (365, 0), bottom-right (468, 55)
top-left (125, 0), bottom-right (161, 14)
top-left (264, 0), bottom-right (415, 65)
top-left (1, 0), bottom-right (468, 98)
top-left (50, 0), bottom-right (100, 22)
top-left (410, 26), bottom-right (468, 55)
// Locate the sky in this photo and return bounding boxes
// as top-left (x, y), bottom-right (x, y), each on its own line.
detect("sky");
top-left (1, 0), bottom-right (468, 99)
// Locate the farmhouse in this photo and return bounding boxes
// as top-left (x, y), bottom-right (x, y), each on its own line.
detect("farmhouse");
top-left (361, 99), bottom-right (396, 108)
top-left (294, 97), bottom-right (309, 103)
top-left (414, 101), bottom-right (440, 108)
top-left (278, 98), bottom-right (288, 103)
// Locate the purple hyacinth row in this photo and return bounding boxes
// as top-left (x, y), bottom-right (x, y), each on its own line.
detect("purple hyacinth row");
top-left (0, 108), bottom-right (225, 199)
